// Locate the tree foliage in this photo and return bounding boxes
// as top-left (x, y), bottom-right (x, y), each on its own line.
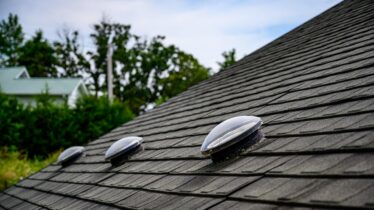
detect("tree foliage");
top-left (53, 19), bottom-right (211, 114)
top-left (54, 28), bottom-right (87, 77)
top-left (0, 93), bottom-right (134, 158)
top-left (217, 48), bottom-right (237, 70)
top-left (18, 30), bottom-right (58, 77)
top-left (0, 13), bottom-right (24, 66)
top-left (158, 51), bottom-right (210, 102)
top-left (0, 14), bottom-right (57, 77)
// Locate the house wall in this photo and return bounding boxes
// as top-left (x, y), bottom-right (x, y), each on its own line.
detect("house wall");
top-left (14, 95), bottom-right (67, 107)
top-left (14, 85), bottom-right (87, 108)
top-left (67, 84), bottom-right (87, 108)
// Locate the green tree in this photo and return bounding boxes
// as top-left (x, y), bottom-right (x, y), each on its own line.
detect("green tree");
top-left (118, 35), bottom-right (177, 113)
top-left (86, 19), bottom-right (113, 96)
top-left (54, 28), bottom-right (88, 77)
top-left (115, 34), bottom-right (210, 113)
top-left (18, 30), bottom-right (58, 77)
top-left (217, 48), bottom-right (237, 70)
top-left (0, 93), bottom-right (134, 158)
top-left (158, 51), bottom-right (210, 102)
top-left (86, 19), bottom-right (211, 114)
top-left (0, 13), bottom-right (24, 66)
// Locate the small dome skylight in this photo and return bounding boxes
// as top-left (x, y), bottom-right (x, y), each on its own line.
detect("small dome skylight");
top-left (105, 136), bottom-right (143, 165)
top-left (57, 146), bottom-right (85, 166)
top-left (201, 116), bottom-right (263, 162)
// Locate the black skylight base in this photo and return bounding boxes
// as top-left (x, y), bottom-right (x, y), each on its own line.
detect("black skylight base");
top-left (110, 145), bottom-right (143, 166)
top-left (210, 130), bottom-right (264, 163)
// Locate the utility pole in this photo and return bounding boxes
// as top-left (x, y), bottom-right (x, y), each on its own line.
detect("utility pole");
top-left (107, 43), bottom-right (113, 103)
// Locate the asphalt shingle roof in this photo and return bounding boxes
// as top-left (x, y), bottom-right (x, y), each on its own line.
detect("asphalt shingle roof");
top-left (2, 0), bottom-right (374, 209)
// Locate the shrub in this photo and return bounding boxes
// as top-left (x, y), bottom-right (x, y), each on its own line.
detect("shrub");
top-left (0, 93), bottom-right (134, 158)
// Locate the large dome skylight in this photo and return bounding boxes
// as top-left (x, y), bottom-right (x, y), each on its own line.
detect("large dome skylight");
top-left (201, 116), bottom-right (263, 162)
top-left (105, 136), bottom-right (143, 165)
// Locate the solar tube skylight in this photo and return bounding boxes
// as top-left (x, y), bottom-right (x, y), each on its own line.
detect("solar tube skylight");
top-left (201, 116), bottom-right (263, 162)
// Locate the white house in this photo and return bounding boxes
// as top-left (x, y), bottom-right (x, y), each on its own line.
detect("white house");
top-left (0, 67), bottom-right (88, 107)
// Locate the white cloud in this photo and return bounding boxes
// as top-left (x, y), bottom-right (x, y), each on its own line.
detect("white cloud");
top-left (0, 0), bottom-right (341, 70)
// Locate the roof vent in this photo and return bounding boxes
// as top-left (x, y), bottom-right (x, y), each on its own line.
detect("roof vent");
top-left (201, 116), bottom-right (263, 162)
top-left (105, 136), bottom-right (143, 166)
top-left (57, 146), bottom-right (85, 166)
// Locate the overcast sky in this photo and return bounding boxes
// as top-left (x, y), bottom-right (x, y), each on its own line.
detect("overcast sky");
top-left (0, 0), bottom-right (340, 70)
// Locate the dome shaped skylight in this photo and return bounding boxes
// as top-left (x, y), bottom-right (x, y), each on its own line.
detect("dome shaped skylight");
top-left (201, 116), bottom-right (263, 162)
top-left (105, 136), bottom-right (143, 165)
top-left (57, 146), bottom-right (85, 166)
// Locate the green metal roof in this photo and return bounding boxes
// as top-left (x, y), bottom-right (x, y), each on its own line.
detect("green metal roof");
top-left (0, 66), bottom-right (26, 80)
top-left (0, 67), bottom-right (85, 95)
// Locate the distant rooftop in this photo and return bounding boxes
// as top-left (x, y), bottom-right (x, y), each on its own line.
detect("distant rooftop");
top-left (0, 66), bottom-right (84, 96)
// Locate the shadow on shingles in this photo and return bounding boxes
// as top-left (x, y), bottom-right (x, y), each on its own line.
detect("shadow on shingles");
top-left (58, 155), bottom-right (85, 168)
top-left (196, 133), bottom-right (269, 173)
top-left (102, 146), bottom-right (144, 171)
